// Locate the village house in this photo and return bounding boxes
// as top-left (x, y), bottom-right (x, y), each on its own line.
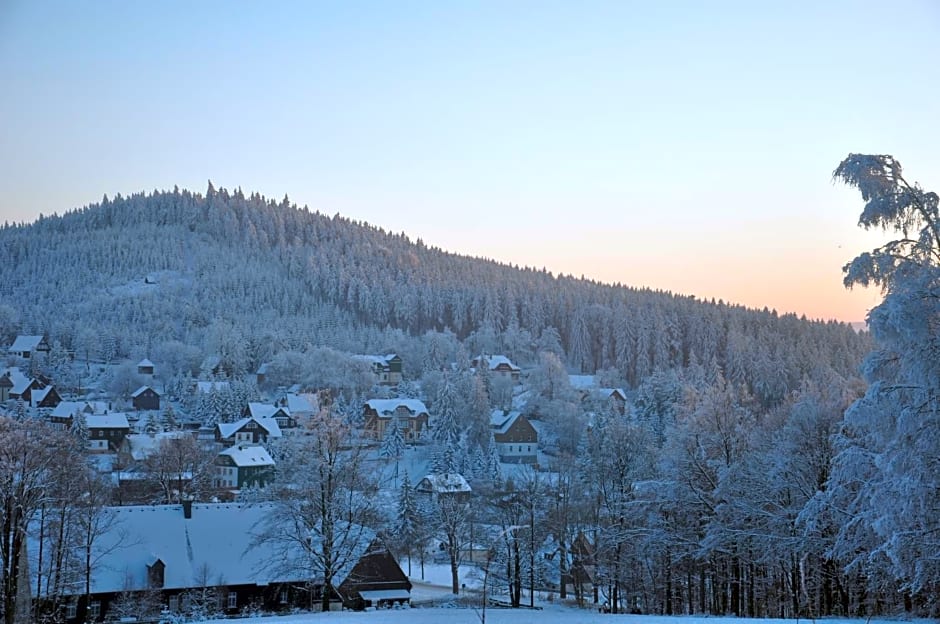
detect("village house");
top-left (86, 413), bottom-right (131, 452)
top-left (596, 387), bottom-right (628, 415)
top-left (490, 409), bottom-right (538, 464)
top-left (7, 334), bottom-right (49, 359)
top-left (215, 444), bottom-right (275, 489)
top-left (31, 502), bottom-right (411, 622)
top-left (354, 353), bottom-right (403, 385)
top-left (215, 415), bottom-right (283, 446)
top-left (415, 472), bottom-right (472, 503)
top-left (48, 400), bottom-right (110, 430)
top-left (8, 372), bottom-right (48, 403)
top-left (30, 384), bottom-right (62, 409)
top-left (136, 358), bottom-right (155, 376)
top-left (0, 367), bottom-right (30, 402)
top-left (131, 385), bottom-right (161, 410)
top-left (568, 375), bottom-right (628, 415)
top-left (472, 354), bottom-right (522, 383)
top-left (243, 401), bottom-right (296, 430)
top-left (277, 392), bottom-right (316, 422)
top-left (363, 398), bottom-right (429, 441)
top-left (255, 361), bottom-right (270, 386)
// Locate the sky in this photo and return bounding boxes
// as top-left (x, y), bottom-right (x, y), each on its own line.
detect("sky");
top-left (1, 1), bottom-right (938, 323)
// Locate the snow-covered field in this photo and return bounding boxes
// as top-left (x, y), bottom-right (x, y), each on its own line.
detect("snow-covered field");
top-left (196, 611), bottom-right (916, 624)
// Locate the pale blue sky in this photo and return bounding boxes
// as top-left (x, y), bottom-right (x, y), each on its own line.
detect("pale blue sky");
top-left (1, 1), bottom-right (938, 321)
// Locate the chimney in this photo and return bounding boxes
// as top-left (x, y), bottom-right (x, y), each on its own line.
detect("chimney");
top-left (182, 499), bottom-right (193, 519)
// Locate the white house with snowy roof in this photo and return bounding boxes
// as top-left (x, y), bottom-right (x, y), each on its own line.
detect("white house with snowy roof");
top-left (472, 354), bottom-right (522, 383)
top-left (7, 334), bottom-right (49, 358)
top-left (29, 502), bottom-right (411, 622)
top-left (363, 398), bottom-right (429, 441)
top-left (415, 472), bottom-right (472, 502)
top-left (490, 409), bottom-right (538, 464)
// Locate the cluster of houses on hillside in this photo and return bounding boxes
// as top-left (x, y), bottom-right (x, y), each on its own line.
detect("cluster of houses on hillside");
top-left (3, 336), bottom-right (631, 621)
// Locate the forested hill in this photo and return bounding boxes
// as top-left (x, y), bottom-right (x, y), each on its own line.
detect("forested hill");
top-left (0, 185), bottom-right (867, 399)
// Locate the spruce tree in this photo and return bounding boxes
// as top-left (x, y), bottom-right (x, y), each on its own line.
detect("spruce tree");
top-left (395, 471), bottom-right (420, 576)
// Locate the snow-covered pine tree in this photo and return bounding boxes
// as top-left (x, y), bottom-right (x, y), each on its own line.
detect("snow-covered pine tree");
top-left (380, 413), bottom-right (406, 477)
top-left (825, 154), bottom-right (940, 612)
top-left (394, 471), bottom-right (421, 576)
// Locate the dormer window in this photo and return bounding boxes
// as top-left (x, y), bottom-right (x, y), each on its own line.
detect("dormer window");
top-left (147, 558), bottom-right (165, 588)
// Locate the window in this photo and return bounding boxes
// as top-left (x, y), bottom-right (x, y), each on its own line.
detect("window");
top-left (280, 589), bottom-right (289, 604)
top-left (88, 601), bottom-right (101, 619)
top-left (227, 591), bottom-right (237, 609)
top-left (65, 602), bottom-right (77, 619)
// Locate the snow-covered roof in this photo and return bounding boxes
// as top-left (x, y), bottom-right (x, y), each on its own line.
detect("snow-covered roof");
top-left (486, 355), bottom-right (519, 371)
top-left (51, 401), bottom-right (81, 419)
top-left (597, 387), bottom-right (627, 401)
top-left (353, 353), bottom-right (399, 367)
top-left (283, 393), bottom-right (314, 415)
top-left (86, 413), bottom-right (130, 429)
top-left (365, 398), bottom-right (428, 418)
top-left (217, 416), bottom-right (283, 440)
top-left (246, 402), bottom-right (289, 420)
top-left (9, 374), bottom-right (35, 396)
top-left (83, 400), bottom-right (110, 414)
top-left (30, 385), bottom-right (54, 405)
top-left (8, 335), bottom-right (44, 353)
top-left (0, 367), bottom-right (28, 389)
top-left (256, 362), bottom-right (270, 375)
top-left (32, 503), bottom-right (296, 595)
top-left (417, 473), bottom-right (472, 494)
top-left (125, 431), bottom-right (191, 461)
top-left (489, 409), bottom-right (522, 434)
top-left (219, 444), bottom-right (275, 467)
top-left (137, 358), bottom-right (154, 368)
top-left (131, 385), bottom-right (160, 398)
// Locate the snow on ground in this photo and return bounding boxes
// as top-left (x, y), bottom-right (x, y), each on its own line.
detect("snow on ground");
top-left (194, 611), bottom-right (919, 624)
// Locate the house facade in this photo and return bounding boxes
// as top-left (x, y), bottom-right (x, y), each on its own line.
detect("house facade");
top-left (490, 409), bottom-right (538, 464)
top-left (354, 353), bottom-right (403, 385)
top-left (131, 385), bottom-right (161, 410)
top-left (86, 413), bottom-right (131, 452)
top-left (363, 398), bottom-right (429, 441)
top-left (472, 354), bottom-right (522, 383)
top-left (215, 416), bottom-right (283, 446)
top-left (8, 334), bottom-right (49, 358)
top-left (31, 385), bottom-right (62, 409)
top-left (214, 444), bottom-right (275, 489)
top-left (137, 358), bottom-right (155, 376)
